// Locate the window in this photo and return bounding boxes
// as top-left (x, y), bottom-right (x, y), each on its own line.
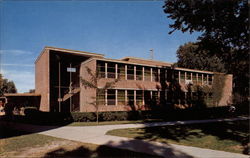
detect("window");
top-left (174, 71), bottom-right (179, 82)
top-left (152, 91), bottom-right (159, 104)
top-left (107, 62), bottom-right (115, 78)
top-left (144, 67), bottom-right (151, 81)
top-left (127, 90), bottom-right (134, 106)
top-left (136, 66), bottom-right (143, 80)
top-left (197, 73), bottom-right (202, 84)
top-left (180, 71), bottom-right (185, 83)
top-left (186, 72), bottom-right (191, 80)
top-left (192, 73), bottom-right (197, 84)
top-left (107, 89), bottom-right (115, 105)
top-left (203, 74), bottom-right (208, 85)
top-left (136, 90), bottom-right (143, 105)
top-left (97, 89), bottom-right (105, 105)
top-left (118, 64), bottom-right (125, 80)
top-left (144, 91), bottom-right (151, 105)
top-left (152, 68), bottom-right (159, 82)
top-left (208, 75), bottom-right (213, 85)
top-left (117, 90), bottom-right (125, 105)
top-left (97, 61), bottom-right (105, 78)
top-left (127, 65), bottom-right (134, 80)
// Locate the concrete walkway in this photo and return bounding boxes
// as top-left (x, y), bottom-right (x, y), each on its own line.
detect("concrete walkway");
top-left (2, 117), bottom-right (249, 158)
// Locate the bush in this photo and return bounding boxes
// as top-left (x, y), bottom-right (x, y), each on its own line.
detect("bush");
top-left (71, 112), bottom-right (96, 122)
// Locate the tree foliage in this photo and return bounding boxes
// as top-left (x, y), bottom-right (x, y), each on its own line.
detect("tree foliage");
top-left (176, 42), bottom-right (226, 73)
top-left (163, 0), bottom-right (249, 95)
top-left (0, 74), bottom-right (17, 96)
top-left (80, 67), bottom-right (118, 123)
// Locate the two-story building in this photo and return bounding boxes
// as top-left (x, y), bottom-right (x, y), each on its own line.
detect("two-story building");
top-left (35, 47), bottom-right (232, 112)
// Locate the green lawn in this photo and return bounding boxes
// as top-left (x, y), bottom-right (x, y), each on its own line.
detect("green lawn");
top-left (0, 129), bottom-right (162, 158)
top-left (107, 120), bottom-right (249, 155)
top-left (68, 119), bottom-right (162, 126)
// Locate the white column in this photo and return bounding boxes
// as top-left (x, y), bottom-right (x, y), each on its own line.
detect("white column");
top-left (178, 71), bottom-right (181, 83)
top-left (105, 62), bottom-right (108, 78)
top-left (134, 90), bottom-right (136, 106)
top-left (207, 74), bottom-right (209, 84)
top-left (142, 67), bottom-right (145, 81)
top-left (115, 64), bottom-right (118, 79)
top-left (196, 73), bottom-right (198, 84)
top-left (105, 89), bottom-right (107, 106)
top-left (212, 75), bottom-right (214, 85)
top-left (158, 69), bottom-right (160, 82)
top-left (125, 65), bottom-right (127, 80)
top-left (202, 74), bottom-right (204, 85)
top-left (150, 68), bottom-right (153, 82)
top-left (150, 91), bottom-right (152, 100)
top-left (115, 89), bottom-right (118, 106)
top-left (134, 66), bottom-right (136, 80)
top-left (165, 70), bottom-right (167, 81)
top-left (158, 91), bottom-right (160, 104)
top-left (142, 90), bottom-right (145, 105)
top-left (191, 73), bottom-right (193, 81)
top-left (125, 90), bottom-right (127, 105)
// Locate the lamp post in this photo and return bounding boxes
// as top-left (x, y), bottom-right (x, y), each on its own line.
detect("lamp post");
top-left (56, 55), bottom-right (62, 112)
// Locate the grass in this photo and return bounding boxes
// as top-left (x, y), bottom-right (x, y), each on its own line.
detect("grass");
top-left (67, 119), bottom-right (162, 126)
top-left (107, 120), bottom-right (249, 155)
top-left (0, 128), bottom-right (162, 158)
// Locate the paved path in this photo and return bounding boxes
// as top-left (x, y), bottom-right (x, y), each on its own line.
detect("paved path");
top-left (2, 117), bottom-right (249, 158)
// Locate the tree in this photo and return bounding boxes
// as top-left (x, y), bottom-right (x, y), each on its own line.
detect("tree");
top-left (80, 67), bottom-right (118, 123)
top-left (0, 73), bottom-right (17, 96)
top-left (163, 0), bottom-right (249, 96)
top-left (176, 42), bottom-right (226, 73)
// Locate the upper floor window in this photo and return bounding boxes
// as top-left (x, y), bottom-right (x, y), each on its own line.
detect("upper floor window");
top-left (197, 73), bottom-right (202, 84)
top-left (118, 64), bottom-right (125, 80)
top-left (180, 71), bottom-right (185, 83)
top-left (144, 67), bottom-right (151, 81)
top-left (127, 65), bottom-right (134, 80)
top-left (136, 66), bottom-right (143, 80)
top-left (97, 61), bottom-right (105, 78)
top-left (107, 62), bottom-right (116, 78)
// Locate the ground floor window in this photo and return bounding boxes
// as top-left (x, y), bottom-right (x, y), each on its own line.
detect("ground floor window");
top-left (107, 89), bottom-right (116, 105)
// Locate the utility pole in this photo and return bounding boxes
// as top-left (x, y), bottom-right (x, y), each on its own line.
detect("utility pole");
top-left (58, 59), bottom-right (61, 112)
top-left (69, 63), bottom-right (72, 112)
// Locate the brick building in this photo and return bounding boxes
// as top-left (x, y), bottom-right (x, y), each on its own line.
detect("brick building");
top-left (35, 47), bottom-right (233, 112)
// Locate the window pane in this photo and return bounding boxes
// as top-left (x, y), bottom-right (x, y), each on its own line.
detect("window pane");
top-left (144, 67), bottom-right (151, 81)
top-left (117, 90), bottom-right (125, 105)
top-left (97, 89), bottom-right (105, 105)
top-left (127, 90), bottom-right (134, 106)
top-left (107, 89), bottom-right (115, 105)
top-left (97, 61), bottom-right (105, 78)
top-left (127, 65), bottom-right (134, 80)
top-left (136, 90), bottom-right (143, 105)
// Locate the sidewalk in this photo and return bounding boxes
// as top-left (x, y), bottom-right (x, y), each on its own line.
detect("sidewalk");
top-left (2, 117), bottom-right (249, 158)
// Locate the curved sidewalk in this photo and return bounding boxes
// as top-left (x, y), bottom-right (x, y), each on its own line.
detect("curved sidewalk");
top-left (3, 117), bottom-right (249, 158)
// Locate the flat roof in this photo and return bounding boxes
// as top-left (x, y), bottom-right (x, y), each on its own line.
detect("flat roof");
top-left (35, 46), bottom-right (105, 63)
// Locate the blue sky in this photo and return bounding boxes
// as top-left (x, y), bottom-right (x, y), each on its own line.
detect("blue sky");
top-left (0, 1), bottom-right (199, 92)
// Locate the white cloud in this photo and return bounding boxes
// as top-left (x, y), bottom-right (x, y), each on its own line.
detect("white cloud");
top-left (1, 69), bottom-right (34, 93)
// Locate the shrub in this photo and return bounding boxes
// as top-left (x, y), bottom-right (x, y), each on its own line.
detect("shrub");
top-left (71, 112), bottom-right (96, 122)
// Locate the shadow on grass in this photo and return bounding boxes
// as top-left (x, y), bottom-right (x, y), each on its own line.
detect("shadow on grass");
top-left (0, 112), bottom-right (73, 139)
top-left (134, 120), bottom-right (249, 155)
top-left (43, 140), bottom-right (194, 158)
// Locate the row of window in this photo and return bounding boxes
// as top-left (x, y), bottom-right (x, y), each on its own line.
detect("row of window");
top-left (97, 61), bottom-right (213, 85)
top-left (96, 89), bottom-right (159, 106)
top-left (97, 89), bottom-right (214, 106)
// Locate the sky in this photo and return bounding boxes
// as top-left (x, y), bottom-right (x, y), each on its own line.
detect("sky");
top-left (0, 0), bottom-right (200, 93)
